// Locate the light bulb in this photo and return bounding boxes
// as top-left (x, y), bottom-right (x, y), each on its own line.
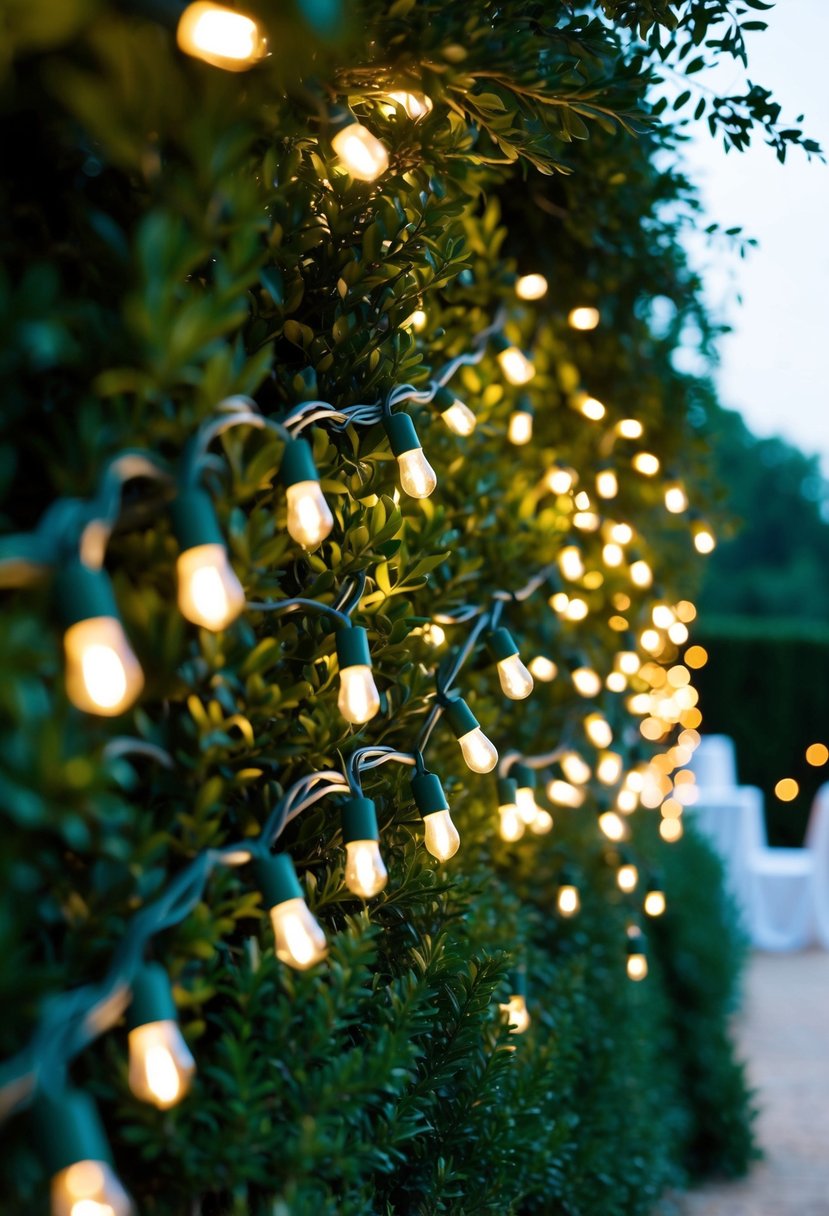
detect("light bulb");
top-left (497, 653), bottom-right (534, 700)
top-left (611, 522), bottom-right (633, 544)
top-left (128, 1020), bottom-right (195, 1109)
top-left (559, 545), bottom-right (584, 581)
top-left (285, 480), bottom-right (334, 549)
top-left (565, 598), bottom-right (589, 620)
top-left (627, 952), bottom-right (648, 981)
top-left (270, 898), bottom-right (327, 970)
top-left (617, 788), bottom-right (639, 813)
top-left (617, 418), bottom-right (643, 440)
top-left (176, 2), bottom-right (267, 71)
top-left (664, 484), bottom-right (688, 513)
top-left (64, 617), bottom-right (143, 716)
top-left (344, 840), bottom-right (388, 898)
top-left (561, 752), bottom-right (591, 785)
top-left (602, 542), bottom-right (624, 568)
top-left (331, 122), bottom-right (389, 181)
top-left (599, 810), bottom-right (626, 841)
top-left (515, 784), bottom-right (538, 825)
top-left (617, 864), bottom-right (638, 893)
top-left (579, 395), bottom-right (606, 422)
top-left (652, 604), bottom-right (676, 629)
top-left (498, 346), bottom-right (535, 385)
top-left (547, 779), bottom-right (585, 807)
top-left (616, 651), bottom-right (640, 676)
top-left (515, 273), bottom-right (548, 300)
top-left (397, 448), bottom-right (437, 498)
top-left (403, 307), bottom-right (428, 331)
top-left (384, 90), bottom-right (433, 119)
top-left (508, 409), bottom-right (533, 445)
top-left (606, 672), bottom-right (627, 692)
top-left (572, 666), bottom-right (601, 697)
top-left (545, 466), bottom-right (575, 494)
top-left (177, 542), bottom-right (244, 630)
top-left (585, 714), bottom-right (612, 748)
top-left (645, 890), bottom-right (666, 917)
top-left (458, 727), bottom-right (498, 773)
top-left (51, 1161), bottom-right (132, 1216)
top-left (440, 397), bottom-right (477, 436)
top-left (568, 306), bottom-right (600, 330)
top-left (630, 560), bottom-right (653, 588)
top-left (423, 809), bottom-right (460, 861)
top-left (499, 802), bottom-right (525, 842)
top-left (529, 655), bottom-right (557, 681)
top-left (338, 664), bottom-right (380, 724)
top-left (557, 885), bottom-right (580, 917)
top-left (596, 469), bottom-right (618, 499)
top-left (500, 994), bottom-right (531, 1034)
top-left (693, 525), bottom-right (716, 554)
top-left (530, 808), bottom-right (553, 835)
top-left (597, 752), bottom-right (623, 785)
top-left (632, 451), bottom-right (660, 476)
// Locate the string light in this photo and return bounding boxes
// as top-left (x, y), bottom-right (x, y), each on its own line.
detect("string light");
top-left (383, 90), bottom-right (433, 119)
top-left (497, 777), bottom-right (525, 842)
top-left (560, 751), bottom-right (591, 785)
top-left (329, 106), bottom-right (390, 181)
top-left (692, 522), bottom-right (716, 554)
top-left (571, 664), bottom-right (601, 697)
top-left (58, 560), bottom-right (144, 716)
top-left (596, 751), bottom-right (623, 785)
top-left (664, 482), bottom-right (688, 513)
top-left (176, 2), bottom-right (267, 71)
top-left (513, 763), bottom-right (540, 826)
top-left (626, 931), bottom-right (648, 981)
top-left (577, 394), bottom-right (606, 422)
top-left (434, 385), bottom-right (477, 436)
top-left (598, 809), bottom-right (627, 841)
top-left (584, 713), bottom-right (613, 749)
top-left (632, 452), bottom-right (660, 476)
top-left (568, 306), bottom-right (600, 330)
top-left (559, 545), bottom-right (585, 581)
top-left (545, 465), bottom-right (576, 494)
top-left (515, 273), bottom-right (548, 300)
top-left (630, 559), bottom-right (653, 588)
top-left (33, 1090), bottom-right (132, 1216)
top-left (341, 796), bottom-right (388, 897)
top-left (280, 437), bottom-right (334, 549)
top-left (127, 964), bottom-right (195, 1109)
top-left (644, 878), bottom-right (666, 917)
top-left (258, 855), bottom-right (328, 970)
top-left (617, 861), bottom-right (639, 893)
top-left (508, 400), bottom-right (534, 445)
top-left (493, 335), bottom-right (535, 385)
top-left (412, 770), bottom-right (460, 861)
top-left (384, 413), bottom-right (437, 498)
top-left (172, 489), bottom-right (245, 630)
top-left (444, 695), bottom-right (498, 773)
top-left (617, 419), bottom-right (644, 440)
top-left (488, 628), bottom-right (534, 700)
top-left (557, 872), bottom-right (581, 916)
top-left (500, 973), bottom-right (531, 1034)
top-left (336, 626), bottom-right (380, 724)
top-left (596, 467), bottom-right (619, 499)
top-left (403, 307), bottom-right (428, 331)
top-left (547, 778), bottom-right (586, 807)
top-left (529, 655), bottom-right (557, 681)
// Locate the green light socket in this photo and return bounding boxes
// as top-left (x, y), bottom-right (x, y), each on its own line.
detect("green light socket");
top-left (626, 934), bottom-right (647, 957)
top-left (384, 412), bottom-right (421, 457)
top-left (411, 771), bottom-right (448, 819)
top-left (257, 853), bottom-right (303, 909)
top-left (510, 968), bottom-right (528, 998)
top-left (335, 624), bottom-right (371, 670)
top-left (432, 386), bottom-right (457, 413)
top-left (497, 777), bottom-right (518, 806)
top-left (491, 334), bottom-right (510, 354)
top-left (515, 393), bottom-right (534, 417)
top-left (170, 488), bottom-right (224, 554)
top-left (127, 962), bottom-right (178, 1031)
top-left (341, 796), bottom-right (379, 844)
top-left (511, 762), bottom-right (536, 790)
top-left (488, 627), bottom-right (518, 664)
top-left (328, 103), bottom-right (359, 135)
top-left (31, 1089), bottom-right (112, 1175)
top-left (443, 695), bottom-right (478, 738)
top-left (280, 437), bottom-right (320, 489)
top-left (54, 560), bottom-right (118, 629)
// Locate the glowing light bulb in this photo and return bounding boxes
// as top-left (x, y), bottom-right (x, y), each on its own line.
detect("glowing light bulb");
top-left (611, 522), bottom-right (633, 544)
top-left (606, 671), bottom-right (627, 692)
top-left (177, 543), bottom-right (245, 630)
top-left (285, 481), bottom-right (334, 548)
top-left (627, 952), bottom-right (648, 981)
top-left (128, 1021), bottom-right (195, 1109)
top-left (550, 591), bottom-right (570, 614)
top-left (617, 418), bottom-right (643, 440)
top-left (441, 397), bottom-right (477, 436)
top-left (602, 542), bottom-right (624, 568)
top-left (632, 451), bottom-right (660, 476)
top-left (176, 2), bottom-right (267, 71)
top-left (579, 394), bottom-right (606, 422)
top-left (652, 604), bottom-right (675, 629)
top-left (596, 469), bottom-right (618, 498)
top-left (338, 665), bottom-right (379, 724)
top-left (345, 840), bottom-right (388, 898)
top-left (585, 714), bottom-right (612, 748)
top-left (561, 752), bottom-right (591, 785)
top-left (331, 121), bottom-right (389, 181)
top-left (630, 559), bottom-right (653, 588)
top-left (458, 727), bottom-right (498, 773)
top-left (557, 885), bottom-right (580, 917)
top-left (599, 810), bottom-right (626, 841)
top-left (547, 779), bottom-right (585, 807)
top-left (616, 651), bottom-right (640, 676)
top-left (403, 307), bottom-right (428, 332)
top-left (423, 809), bottom-right (460, 861)
top-left (568, 306), bottom-right (600, 330)
top-left (64, 617), bottom-right (143, 717)
top-left (384, 90), bottom-right (433, 119)
top-left (664, 483), bottom-right (688, 513)
top-left (597, 752), bottom-right (623, 785)
top-left (515, 273), bottom-right (548, 300)
top-left (495, 653), bottom-right (533, 699)
top-left (499, 802), bottom-right (525, 842)
top-left (546, 466), bottom-right (575, 494)
top-left (270, 897), bottom-right (327, 969)
top-left (498, 345), bottom-right (535, 385)
top-left (529, 655), bottom-right (557, 681)
top-left (693, 524), bottom-right (716, 554)
top-left (572, 666), bottom-right (601, 697)
top-left (530, 808), bottom-right (553, 835)
top-left (559, 545), bottom-right (584, 581)
top-left (617, 864), bottom-right (638, 893)
top-left (508, 408), bottom-right (533, 445)
top-left (617, 788), bottom-right (638, 813)
top-left (397, 447), bottom-right (437, 498)
top-left (422, 622), bottom-right (446, 646)
top-left (645, 890), bottom-right (666, 917)
top-left (500, 993), bottom-right (531, 1034)
top-left (51, 1160), bottom-right (132, 1216)
top-left (640, 628), bottom-right (661, 653)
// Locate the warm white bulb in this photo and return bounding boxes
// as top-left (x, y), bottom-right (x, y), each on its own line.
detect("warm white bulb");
top-left (630, 560), bottom-right (653, 588)
top-left (617, 864), bottom-right (638, 893)
top-left (606, 672), bottom-right (627, 693)
top-left (585, 714), bottom-right (613, 748)
top-left (565, 598), bottom-right (589, 621)
top-left (128, 1020), bottom-right (195, 1109)
top-left (610, 522), bottom-right (633, 544)
top-left (568, 306), bottom-right (600, 330)
top-left (557, 885), bottom-right (580, 916)
top-left (627, 953), bottom-right (648, 981)
top-left (51, 1161), bottom-right (132, 1216)
top-left (579, 395), bottom-right (606, 422)
top-left (499, 802), bottom-right (525, 842)
top-left (572, 667), bottom-right (601, 697)
top-left (617, 418), bottom-right (643, 440)
top-left (597, 752), bottom-right (623, 785)
top-left (632, 451), bottom-right (660, 476)
top-left (561, 752), bottom-right (591, 785)
top-left (546, 779), bottom-right (585, 807)
top-left (546, 466), bottom-right (575, 494)
top-left (616, 651), bottom-right (640, 676)
top-left (559, 545), bottom-right (584, 581)
top-left (497, 653), bottom-right (534, 700)
top-left (664, 484), bottom-right (688, 513)
top-left (515, 273), bottom-right (548, 300)
top-left (385, 90), bottom-right (433, 119)
top-left (176, 2), bottom-right (266, 71)
top-left (596, 469), bottom-right (618, 499)
top-left (397, 447), bottom-right (437, 498)
top-left (285, 480), bottom-right (334, 549)
top-left (652, 604), bottom-right (676, 629)
top-left (498, 346), bottom-right (535, 385)
top-left (331, 122), bottom-right (389, 181)
top-left (617, 789), bottom-right (639, 813)
top-left (602, 542), bottom-right (624, 568)
top-left (515, 785), bottom-right (538, 825)
top-left (441, 398), bottom-right (477, 436)
top-left (338, 664), bottom-right (380, 724)
top-left (529, 655), bottom-right (557, 681)
top-left (530, 808), bottom-right (553, 835)
top-left (599, 810), bottom-right (626, 841)
top-left (64, 616), bottom-right (144, 716)
top-left (500, 993), bottom-right (531, 1034)
top-left (508, 410), bottom-right (533, 445)
top-left (645, 890), bottom-right (666, 917)
top-left (458, 727), bottom-right (498, 773)
top-left (403, 307), bottom-right (428, 332)
top-left (693, 527), bottom-right (716, 554)
top-left (423, 809), bottom-right (460, 861)
top-left (270, 898), bottom-right (327, 969)
top-left (177, 542), bottom-right (245, 630)
top-left (344, 840), bottom-right (388, 898)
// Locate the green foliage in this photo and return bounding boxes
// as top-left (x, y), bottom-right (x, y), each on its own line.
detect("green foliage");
top-left (0, 0), bottom-right (793, 1211)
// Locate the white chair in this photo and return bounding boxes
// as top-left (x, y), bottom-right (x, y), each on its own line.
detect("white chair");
top-left (806, 783), bottom-right (829, 948)
top-left (689, 734), bottom-right (739, 788)
top-left (740, 793), bottom-right (814, 952)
